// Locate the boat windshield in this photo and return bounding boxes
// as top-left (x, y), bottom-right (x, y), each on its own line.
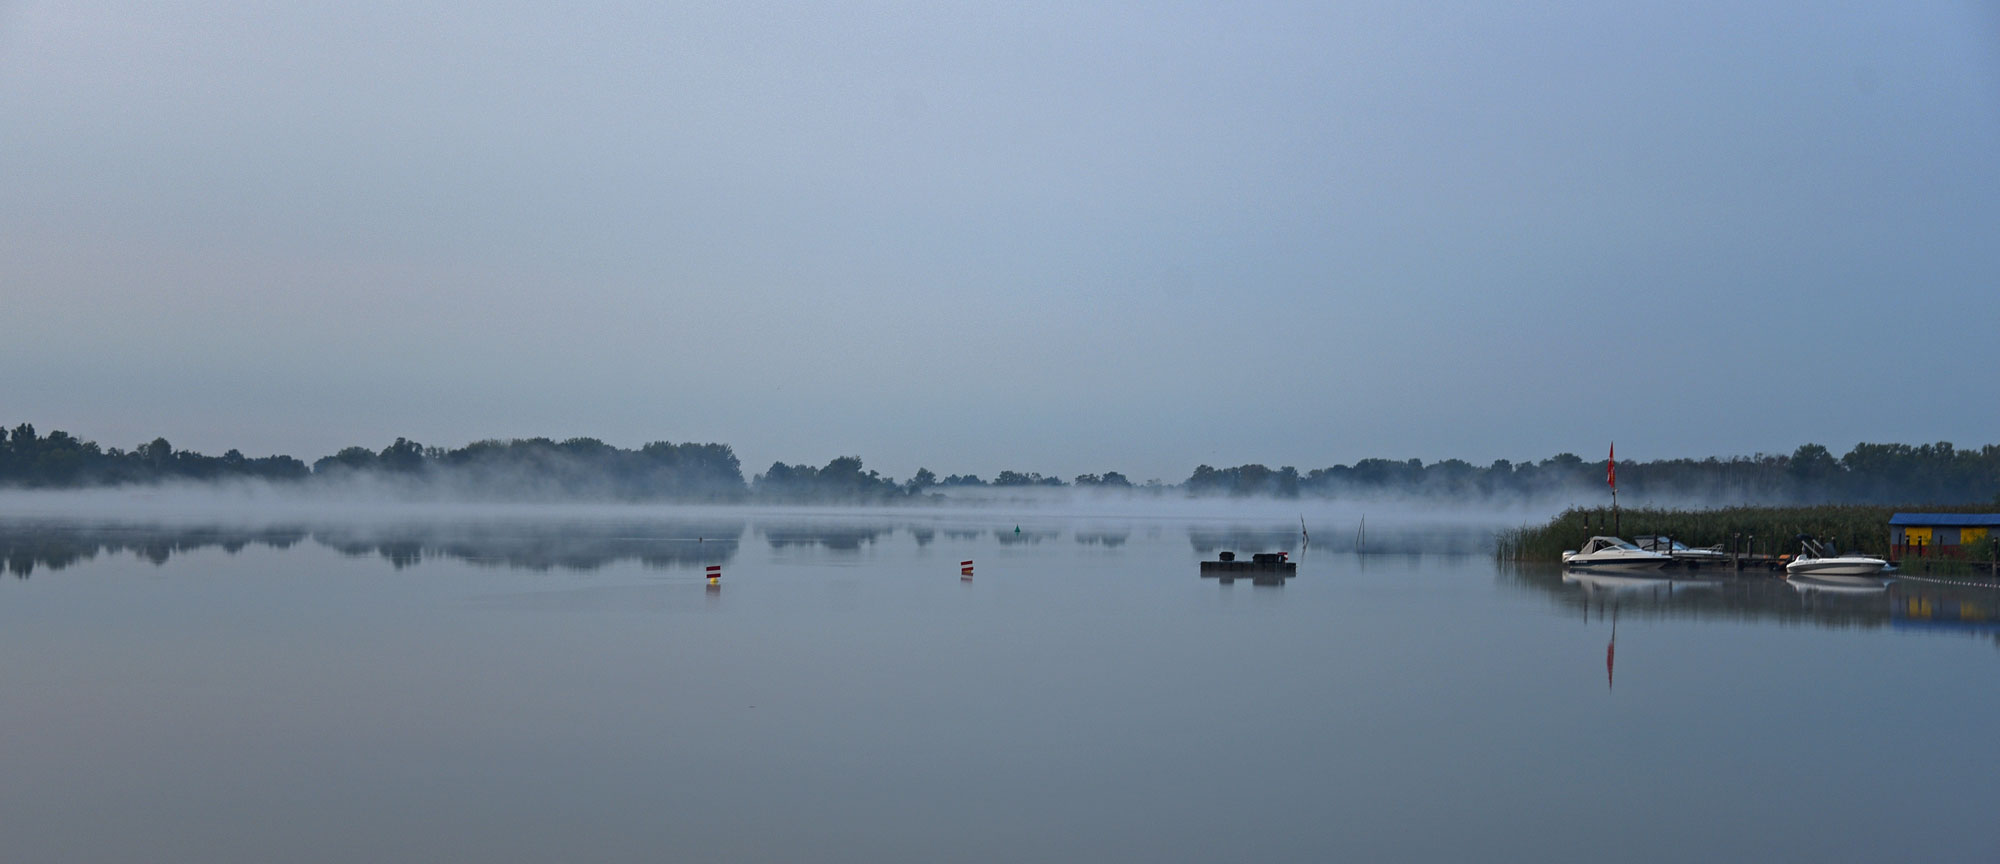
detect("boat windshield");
top-left (1606, 539), bottom-right (1641, 551)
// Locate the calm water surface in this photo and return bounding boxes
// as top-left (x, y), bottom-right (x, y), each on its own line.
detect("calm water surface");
top-left (2, 512), bottom-right (1994, 863)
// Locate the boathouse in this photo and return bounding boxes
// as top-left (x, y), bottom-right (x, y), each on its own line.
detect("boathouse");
top-left (1888, 513), bottom-right (2000, 558)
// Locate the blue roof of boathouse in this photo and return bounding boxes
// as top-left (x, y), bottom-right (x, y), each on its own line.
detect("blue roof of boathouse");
top-left (1888, 513), bottom-right (2000, 527)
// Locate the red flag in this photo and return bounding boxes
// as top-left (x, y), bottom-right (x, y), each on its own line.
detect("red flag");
top-left (1607, 442), bottom-right (1616, 489)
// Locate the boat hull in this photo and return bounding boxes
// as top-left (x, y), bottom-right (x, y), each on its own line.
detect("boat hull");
top-left (1786, 558), bottom-right (1888, 578)
top-left (1561, 556), bottom-right (1670, 571)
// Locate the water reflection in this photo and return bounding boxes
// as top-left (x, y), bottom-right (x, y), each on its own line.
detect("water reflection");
top-left (759, 523), bottom-right (891, 552)
top-left (1607, 608), bottom-right (1617, 690)
top-left (1189, 525), bottom-right (1298, 556)
top-left (315, 520), bottom-right (744, 571)
top-left (2, 522), bottom-right (311, 577)
top-left (1073, 530), bottom-right (1129, 547)
top-left (1193, 521), bottom-right (1497, 556)
top-left (0, 517), bottom-right (1520, 577)
top-left (1205, 572), bottom-right (1292, 587)
top-left (0, 519), bottom-right (743, 574)
top-left (995, 526), bottom-right (1059, 545)
top-left (1562, 568), bottom-right (1725, 594)
top-left (1508, 564), bottom-right (2000, 644)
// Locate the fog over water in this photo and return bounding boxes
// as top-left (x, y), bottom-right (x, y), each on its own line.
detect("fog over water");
top-left (0, 476), bottom-right (1815, 531)
top-left (0, 481), bottom-right (1529, 518)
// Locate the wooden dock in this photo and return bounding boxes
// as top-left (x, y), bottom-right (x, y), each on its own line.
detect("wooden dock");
top-left (1666, 553), bottom-right (1786, 573)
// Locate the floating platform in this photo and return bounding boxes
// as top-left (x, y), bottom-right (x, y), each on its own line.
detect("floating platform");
top-left (1201, 552), bottom-right (1296, 578)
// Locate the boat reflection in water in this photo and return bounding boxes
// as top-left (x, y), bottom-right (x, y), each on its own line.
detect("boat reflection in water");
top-left (1511, 562), bottom-right (2000, 644)
top-left (1562, 568), bottom-right (1722, 691)
top-left (1787, 573), bottom-right (1893, 593)
top-left (1562, 567), bottom-right (1724, 593)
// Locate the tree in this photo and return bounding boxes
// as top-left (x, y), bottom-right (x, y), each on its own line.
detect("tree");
top-left (993, 470), bottom-right (1061, 487)
top-left (139, 438), bottom-right (174, 469)
top-left (1788, 443), bottom-right (1840, 489)
top-left (378, 438), bottom-right (426, 473)
top-left (315, 446), bottom-right (379, 474)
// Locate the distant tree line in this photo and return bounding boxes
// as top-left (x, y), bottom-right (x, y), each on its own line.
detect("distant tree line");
top-left (1183, 442), bottom-right (2000, 505)
top-left (1, 423), bottom-right (1996, 506)
top-left (0, 424), bottom-right (308, 486)
top-left (311, 436), bottom-right (748, 501)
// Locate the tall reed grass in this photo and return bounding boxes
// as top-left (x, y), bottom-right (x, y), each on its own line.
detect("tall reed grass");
top-left (1496, 504), bottom-right (1995, 561)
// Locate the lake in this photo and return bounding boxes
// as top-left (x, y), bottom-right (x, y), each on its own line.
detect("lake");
top-left (1, 509), bottom-right (1994, 862)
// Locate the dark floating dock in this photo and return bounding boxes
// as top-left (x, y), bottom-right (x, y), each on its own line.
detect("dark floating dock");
top-left (1200, 551), bottom-right (1296, 580)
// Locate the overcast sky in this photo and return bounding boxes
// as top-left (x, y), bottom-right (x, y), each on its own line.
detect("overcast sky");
top-left (4, 1), bottom-right (1997, 482)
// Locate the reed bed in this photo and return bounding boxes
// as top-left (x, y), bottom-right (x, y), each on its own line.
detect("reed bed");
top-left (1496, 504), bottom-right (1995, 562)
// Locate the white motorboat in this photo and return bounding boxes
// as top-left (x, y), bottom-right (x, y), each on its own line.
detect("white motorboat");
top-left (1785, 535), bottom-right (1890, 585)
top-left (1562, 536), bottom-right (1672, 570)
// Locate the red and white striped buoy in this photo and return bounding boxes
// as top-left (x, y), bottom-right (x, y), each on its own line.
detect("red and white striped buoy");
top-left (706, 564), bottom-right (721, 585)
top-left (960, 559), bottom-right (974, 579)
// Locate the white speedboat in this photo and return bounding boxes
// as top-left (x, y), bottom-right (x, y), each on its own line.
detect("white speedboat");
top-left (1562, 536), bottom-right (1672, 570)
top-left (1785, 535), bottom-right (1890, 585)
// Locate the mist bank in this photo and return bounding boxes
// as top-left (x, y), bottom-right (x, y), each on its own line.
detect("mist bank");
top-left (0, 513), bottom-right (1499, 578)
top-left (1, 423), bottom-right (1996, 508)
